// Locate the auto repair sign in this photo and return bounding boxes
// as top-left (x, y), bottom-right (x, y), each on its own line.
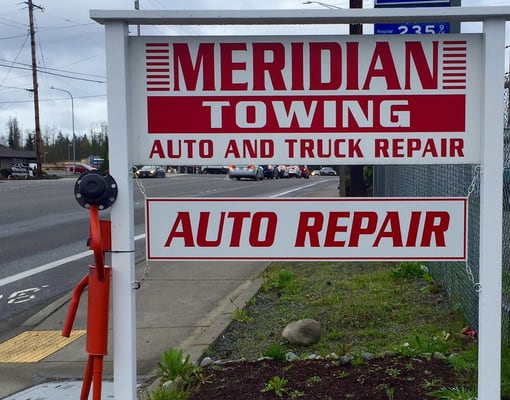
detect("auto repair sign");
top-left (146, 198), bottom-right (467, 261)
top-left (130, 34), bottom-right (482, 165)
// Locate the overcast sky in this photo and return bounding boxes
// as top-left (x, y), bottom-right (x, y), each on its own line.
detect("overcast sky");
top-left (0, 0), bottom-right (507, 145)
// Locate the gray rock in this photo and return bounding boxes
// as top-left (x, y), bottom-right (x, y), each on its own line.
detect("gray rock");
top-left (339, 355), bottom-right (352, 365)
top-left (282, 319), bottom-right (321, 346)
top-left (285, 351), bottom-right (299, 361)
top-left (361, 352), bottom-right (374, 361)
top-left (200, 357), bottom-right (214, 367)
top-left (162, 376), bottom-right (184, 390)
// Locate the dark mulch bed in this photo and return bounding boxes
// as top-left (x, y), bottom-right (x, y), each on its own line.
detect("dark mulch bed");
top-left (188, 356), bottom-right (459, 400)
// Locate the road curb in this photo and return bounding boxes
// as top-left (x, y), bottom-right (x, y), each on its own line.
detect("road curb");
top-left (136, 275), bottom-right (265, 400)
top-left (22, 292), bottom-right (72, 328)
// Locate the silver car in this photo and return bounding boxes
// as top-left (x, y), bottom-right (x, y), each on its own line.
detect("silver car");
top-left (228, 165), bottom-right (264, 181)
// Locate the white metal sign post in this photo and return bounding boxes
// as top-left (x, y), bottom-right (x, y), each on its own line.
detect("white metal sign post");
top-left (479, 17), bottom-right (505, 400)
top-left (91, 7), bottom-right (509, 400)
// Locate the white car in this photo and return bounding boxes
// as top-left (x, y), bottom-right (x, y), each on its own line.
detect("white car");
top-left (287, 165), bottom-right (302, 178)
top-left (10, 163), bottom-right (32, 178)
top-left (319, 167), bottom-right (337, 176)
top-left (228, 165), bottom-right (264, 181)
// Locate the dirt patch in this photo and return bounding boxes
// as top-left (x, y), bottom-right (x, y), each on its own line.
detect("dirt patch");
top-left (189, 357), bottom-right (459, 400)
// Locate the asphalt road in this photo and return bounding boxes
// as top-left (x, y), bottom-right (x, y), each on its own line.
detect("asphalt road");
top-left (0, 173), bottom-right (338, 338)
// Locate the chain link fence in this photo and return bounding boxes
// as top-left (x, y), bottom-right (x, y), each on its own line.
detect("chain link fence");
top-left (372, 90), bottom-right (510, 344)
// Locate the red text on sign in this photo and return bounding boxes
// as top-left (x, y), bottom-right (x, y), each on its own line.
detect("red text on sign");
top-left (295, 210), bottom-right (450, 248)
top-left (169, 41), bottom-right (438, 92)
top-left (162, 210), bottom-right (451, 249)
top-left (164, 211), bottom-right (277, 247)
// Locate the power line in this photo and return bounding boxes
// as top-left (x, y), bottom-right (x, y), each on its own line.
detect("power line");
top-left (59, 52), bottom-right (104, 70)
top-left (0, 16), bottom-right (29, 31)
top-left (0, 57), bottom-right (105, 79)
top-left (37, 22), bottom-right (97, 30)
top-left (0, 94), bottom-right (106, 104)
top-left (0, 33), bottom-right (29, 87)
top-left (0, 33), bottom-right (29, 40)
top-left (0, 84), bottom-right (32, 91)
top-left (0, 62), bottom-right (106, 83)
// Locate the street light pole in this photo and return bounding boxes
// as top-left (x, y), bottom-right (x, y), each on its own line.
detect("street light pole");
top-left (506, 45), bottom-right (510, 127)
top-left (304, 0), bottom-right (363, 196)
top-left (302, 1), bottom-right (342, 9)
top-left (51, 86), bottom-right (76, 172)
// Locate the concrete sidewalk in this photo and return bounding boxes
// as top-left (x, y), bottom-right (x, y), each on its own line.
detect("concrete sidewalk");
top-left (0, 260), bottom-right (269, 399)
top-left (0, 178), bottom-right (340, 399)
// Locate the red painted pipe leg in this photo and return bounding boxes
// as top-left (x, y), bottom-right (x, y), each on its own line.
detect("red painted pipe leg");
top-left (81, 355), bottom-right (93, 400)
top-left (62, 275), bottom-right (88, 338)
top-left (92, 355), bottom-right (104, 400)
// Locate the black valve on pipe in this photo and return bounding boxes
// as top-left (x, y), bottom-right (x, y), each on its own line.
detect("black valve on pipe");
top-left (74, 170), bottom-right (118, 210)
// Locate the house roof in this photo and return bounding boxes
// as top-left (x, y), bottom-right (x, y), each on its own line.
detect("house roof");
top-left (0, 144), bottom-right (36, 159)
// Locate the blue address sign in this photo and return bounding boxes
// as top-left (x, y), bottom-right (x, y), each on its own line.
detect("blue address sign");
top-left (374, 22), bottom-right (450, 34)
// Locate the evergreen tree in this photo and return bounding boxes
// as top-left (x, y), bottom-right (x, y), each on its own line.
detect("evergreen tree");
top-left (7, 116), bottom-right (21, 150)
top-left (24, 132), bottom-right (35, 151)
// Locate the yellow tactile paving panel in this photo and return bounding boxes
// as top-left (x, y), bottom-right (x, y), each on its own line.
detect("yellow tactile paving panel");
top-left (0, 330), bottom-right (86, 363)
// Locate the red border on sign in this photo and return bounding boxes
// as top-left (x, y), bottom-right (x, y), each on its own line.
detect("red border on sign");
top-left (145, 197), bottom-right (467, 261)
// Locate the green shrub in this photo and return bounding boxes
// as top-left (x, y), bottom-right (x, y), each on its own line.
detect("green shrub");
top-left (156, 348), bottom-right (201, 387)
top-left (391, 262), bottom-right (432, 281)
top-left (262, 268), bottom-right (299, 293)
top-left (261, 376), bottom-right (289, 397)
top-left (151, 386), bottom-right (188, 400)
top-left (263, 344), bottom-right (287, 361)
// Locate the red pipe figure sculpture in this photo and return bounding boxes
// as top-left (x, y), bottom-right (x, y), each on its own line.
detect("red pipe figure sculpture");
top-left (63, 171), bottom-right (118, 400)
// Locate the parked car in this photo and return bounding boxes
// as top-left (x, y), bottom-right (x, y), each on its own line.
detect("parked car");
top-left (201, 165), bottom-right (229, 174)
top-left (10, 163), bottom-right (32, 179)
top-left (69, 163), bottom-right (96, 174)
top-left (300, 165), bottom-right (310, 179)
top-left (287, 165), bottom-right (302, 178)
top-left (311, 169), bottom-right (321, 177)
top-left (277, 165), bottom-right (289, 178)
top-left (262, 164), bottom-right (279, 179)
top-left (228, 165), bottom-right (264, 181)
top-left (319, 167), bottom-right (337, 176)
top-left (135, 165), bottom-right (166, 178)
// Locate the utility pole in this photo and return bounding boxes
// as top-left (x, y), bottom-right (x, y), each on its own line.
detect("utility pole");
top-left (134, 0), bottom-right (140, 36)
top-left (26, 0), bottom-right (44, 178)
top-left (303, 1), bottom-right (356, 197)
top-left (349, 0), bottom-right (363, 34)
top-left (347, 0), bottom-right (366, 197)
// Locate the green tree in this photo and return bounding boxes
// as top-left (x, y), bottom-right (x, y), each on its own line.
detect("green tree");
top-left (79, 134), bottom-right (92, 160)
top-left (24, 131), bottom-right (35, 151)
top-left (54, 130), bottom-right (71, 163)
top-left (7, 116), bottom-right (21, 150)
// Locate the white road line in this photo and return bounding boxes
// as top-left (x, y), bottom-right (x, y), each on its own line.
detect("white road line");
top-left (0, 250), bottom-right (93, 287)
top-left (0, 182), bottom-right (329, 287)
top-left (270, 181), bottom-right (327, 197)
top-left (0, 234), bottom-right (147, 288)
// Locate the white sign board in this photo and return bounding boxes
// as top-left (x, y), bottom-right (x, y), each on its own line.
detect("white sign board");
top-left (146, 198), bottom-right (467, 261)
top-left (130, 34), bottom-right (482, 165)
